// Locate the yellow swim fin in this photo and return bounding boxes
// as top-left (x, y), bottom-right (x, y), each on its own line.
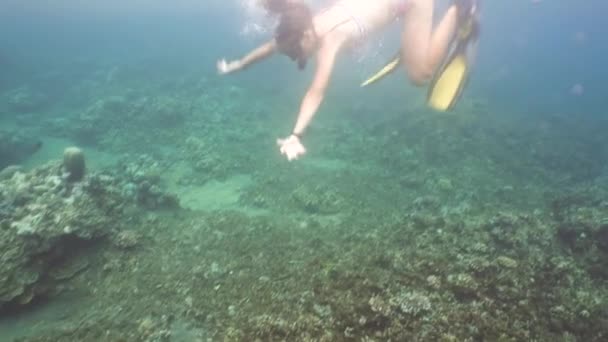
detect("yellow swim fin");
top-left (427, 0), bottom-right (480, 111)
top-left (427, 53), bottom-right (469, 112)
top-left (362, 0), bottom-right (480, 112)
top-left (360, 53), bottom-right (401, 87)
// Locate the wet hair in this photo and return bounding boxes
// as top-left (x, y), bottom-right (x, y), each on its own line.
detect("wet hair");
top-left (264, 0), bottom-right (290, 13)
top-left (273, 2), bottom-right (314, 70)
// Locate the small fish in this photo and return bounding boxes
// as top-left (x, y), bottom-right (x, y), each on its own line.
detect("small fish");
top-left (570, 83), bottom-right (584, 96)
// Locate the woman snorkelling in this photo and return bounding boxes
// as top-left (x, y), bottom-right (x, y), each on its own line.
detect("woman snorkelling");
top-left (217, 0), bottom-right (479, 161)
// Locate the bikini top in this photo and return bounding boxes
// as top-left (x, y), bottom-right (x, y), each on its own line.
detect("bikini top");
top-left (324, 0), bottom-right (411, 40)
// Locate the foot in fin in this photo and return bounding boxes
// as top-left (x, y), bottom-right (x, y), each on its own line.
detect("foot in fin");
top-left (427, 0), bottom-right (480, 112)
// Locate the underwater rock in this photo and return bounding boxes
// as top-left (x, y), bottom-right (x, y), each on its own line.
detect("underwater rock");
top-left (0, 130), bottom-right (42, 170)
top-left (368, 294), bottom-right (391, 317)
top-left (369, 290), bottom-right (432, 319)
top-left (48, 257), bottom-right (90, 281)
top-left (596, 225), bottom-right (608, 253)
top-left (2, 86), bottom-right (47, 113)
top-left (147, 95), bottom-right (188, 127)
top-left (61, 93), bottom-right (189, 147)
top-left (389, 290), bottom-right (432, 317)
top-left (495, 256), bottom-right (518, 269)
top-left (136, 181), bottom-right (180, 210)
top-left (113, 229), bottom-right (142, 249)
top-left (291, 184), bottom-right (343, 214)
top-left (0, 165), bottom-right (22, 181)
top-left (65, 96), bottom-right (130, 145)
top-left (63, 146), bottom-right (86, 182)
top-left (447, 273), bottom-right (479, 300)
top-left (551, 198), bottom-right (608, 282)
top-left (114, 155), bottom-right (180, 210)
top-left (0, 161), bottom-right (139, 314)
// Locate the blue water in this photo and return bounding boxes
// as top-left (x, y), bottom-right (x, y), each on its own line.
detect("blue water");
top-left (2, 1), bottom-right (606, 114)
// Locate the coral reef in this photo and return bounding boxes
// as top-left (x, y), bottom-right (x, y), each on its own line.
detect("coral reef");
top-left (0, 86), bottom-right (47, 114)
top-left (1, 62), bottom-right (607, 342)
top-left (0, 156), bottom-right (179, 315)
top-left (0, 162), bottom-right (116, 312)
top-left (62, 147), bottom-right (86, 182)
top-left (114, 154), bottom-right (180, 210)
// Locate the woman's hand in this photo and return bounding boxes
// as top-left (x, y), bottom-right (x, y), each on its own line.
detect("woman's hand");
top-left (277, 134), bottom-right (306, 161)
top-left (217, 59), bottom-right (242, 75)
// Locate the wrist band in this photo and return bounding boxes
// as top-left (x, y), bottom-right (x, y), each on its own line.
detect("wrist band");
top-left (292, 132), bottom-right (303, 139)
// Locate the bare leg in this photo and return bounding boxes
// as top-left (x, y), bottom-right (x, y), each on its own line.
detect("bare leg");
top-left (401, 0), bottom-right (458, 85)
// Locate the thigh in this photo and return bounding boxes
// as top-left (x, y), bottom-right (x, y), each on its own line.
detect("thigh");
top-left (401, 0), bottom-right (434, 83)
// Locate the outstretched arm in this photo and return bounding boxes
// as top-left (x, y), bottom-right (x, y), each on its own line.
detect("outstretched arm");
top-left (292, 42), bottom-right (339, 136)
top-left (278, 40), bottom-right (341, 160)
top-left (217, 40), bottom-right (277, 74)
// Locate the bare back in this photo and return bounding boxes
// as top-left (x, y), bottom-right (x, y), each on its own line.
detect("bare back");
top-left (314, 0), bottom-right (401, 45)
